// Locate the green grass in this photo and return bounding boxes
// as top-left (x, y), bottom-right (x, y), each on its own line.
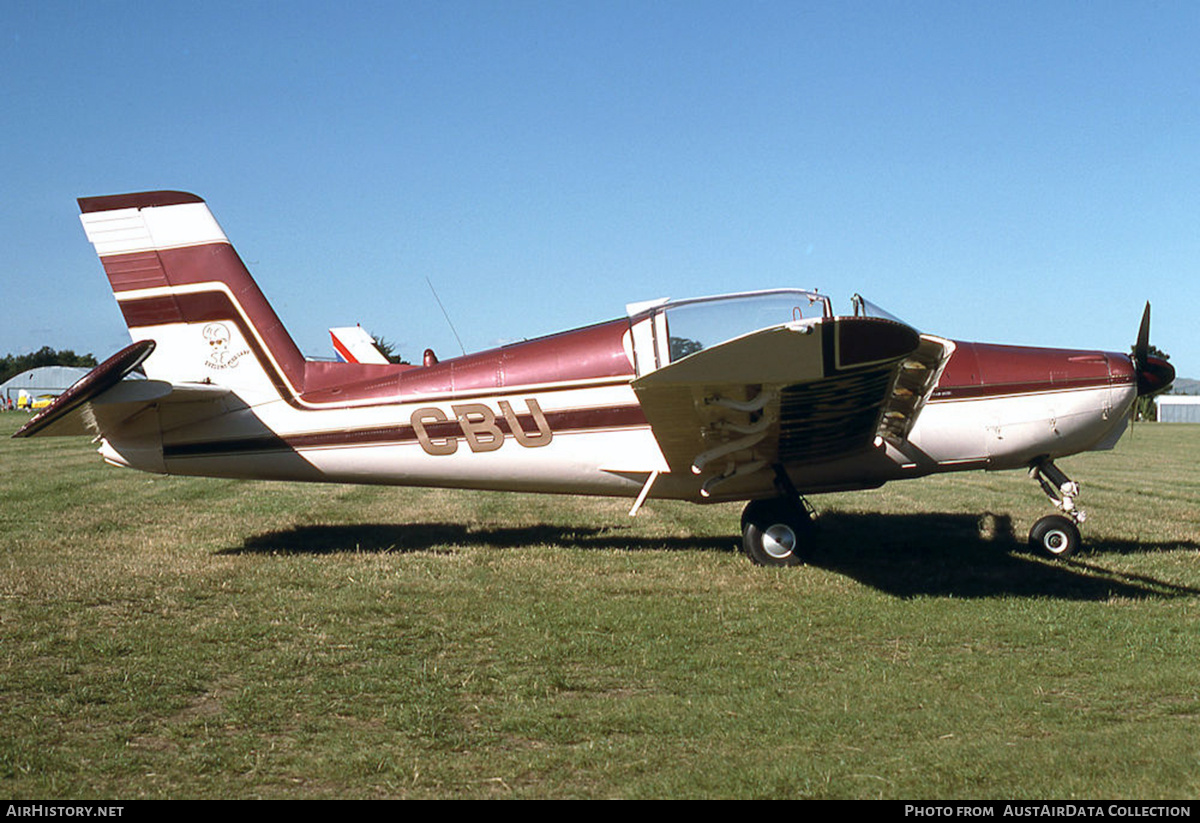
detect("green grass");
top-left (2, 413), bottom-right (1199, 798)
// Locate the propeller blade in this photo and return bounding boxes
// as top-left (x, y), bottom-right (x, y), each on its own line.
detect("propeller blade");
top-left (1135, 301), bottom-right (1151, 371)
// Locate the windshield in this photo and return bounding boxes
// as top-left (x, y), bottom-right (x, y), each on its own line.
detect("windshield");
top-left (851, 293), bottom-right (911, 327)
top-left (656, 289), bottom-right (831, 361)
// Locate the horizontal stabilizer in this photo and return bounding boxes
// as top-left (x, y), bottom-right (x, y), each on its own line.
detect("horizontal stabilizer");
top-left (14, 341), bottom-right (156, 437)
top-left (14, 340), bottom-right (231, 439)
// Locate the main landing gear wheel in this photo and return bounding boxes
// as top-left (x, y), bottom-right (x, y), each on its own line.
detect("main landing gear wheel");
top-left (1028, 515), bottom-right (1082, 559)
top-left (741, 498), bottom-right (813, 567)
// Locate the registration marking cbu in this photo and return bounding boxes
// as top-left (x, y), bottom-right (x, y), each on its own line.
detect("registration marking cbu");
top-left (410, 398), bottom-right (553, 455)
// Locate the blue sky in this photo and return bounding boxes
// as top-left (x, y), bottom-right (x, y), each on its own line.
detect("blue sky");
top-left (2, 1), bottom-right (1197, 377)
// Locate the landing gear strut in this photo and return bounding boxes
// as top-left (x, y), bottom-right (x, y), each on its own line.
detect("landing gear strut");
top-left (1028, 459), bottom-right (1084, 558)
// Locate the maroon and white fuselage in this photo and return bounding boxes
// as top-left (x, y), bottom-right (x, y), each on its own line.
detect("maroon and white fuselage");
top-left (18, 191), bottom-right (1172, 563)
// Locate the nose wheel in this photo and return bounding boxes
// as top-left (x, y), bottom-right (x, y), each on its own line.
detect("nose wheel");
top-left (1028, 459), bottom-right (1085, 558)
top-left (1028, 514), bottom-right (1082, 558)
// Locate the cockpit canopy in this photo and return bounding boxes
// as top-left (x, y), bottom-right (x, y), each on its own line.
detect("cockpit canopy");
top-left (625, 289), bottom-right (908, 374)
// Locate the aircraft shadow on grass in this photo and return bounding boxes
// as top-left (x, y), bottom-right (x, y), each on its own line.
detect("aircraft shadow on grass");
top-left (228, 522), bottom-right (730, 557)
top-left (800, 512), bottom-right (1200, 601)
top-left (226, 511), bottom-right (1200, 602)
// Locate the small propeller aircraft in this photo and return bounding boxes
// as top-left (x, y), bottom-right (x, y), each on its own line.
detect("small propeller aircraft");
top-left (16, 191), bottom-right (1174, 565)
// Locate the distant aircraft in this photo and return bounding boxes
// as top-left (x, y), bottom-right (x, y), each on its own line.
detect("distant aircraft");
top-left (16, 191), bottom-right (1174, 565)
top-left (329, 326), bottom-right (389, 365)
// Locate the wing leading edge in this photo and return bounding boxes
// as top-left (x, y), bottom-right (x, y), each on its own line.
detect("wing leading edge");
top-left (632, 316), bottom-right (946, 500)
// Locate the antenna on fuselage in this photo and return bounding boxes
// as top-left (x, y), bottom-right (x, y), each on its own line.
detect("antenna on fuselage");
top-left (426, 277), bottom-right (467, 356)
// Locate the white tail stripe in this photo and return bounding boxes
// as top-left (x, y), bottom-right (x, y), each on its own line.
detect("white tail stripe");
top-left (114, 282), bottom-right (238, 303)
top-left (81, 202), bottom-right (228, 256)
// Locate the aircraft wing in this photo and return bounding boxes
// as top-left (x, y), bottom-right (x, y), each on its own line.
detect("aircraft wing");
top-left (14, 340), bottom-right (232, 439)
top-left (631, 317), bottom-right (950, 498)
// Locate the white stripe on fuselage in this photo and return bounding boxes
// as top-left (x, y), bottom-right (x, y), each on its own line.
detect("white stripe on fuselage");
top-left (159, 380), bottom-right (671, 496)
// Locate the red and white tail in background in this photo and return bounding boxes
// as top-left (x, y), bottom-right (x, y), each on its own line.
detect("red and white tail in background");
top-left (329, 326), bottom-right (389, 364)
top-left (78, 191), bottom-right (306, 406)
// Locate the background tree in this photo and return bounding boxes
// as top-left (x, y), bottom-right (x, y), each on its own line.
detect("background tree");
top-left (0, 347), bottom-right (97, 385)
top-left (369, 335), bottom-right (411, 365)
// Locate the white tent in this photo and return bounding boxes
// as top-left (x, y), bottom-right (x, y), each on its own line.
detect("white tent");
top-left (1, 366), bottom-right (90, 407)
top-left (1156, 395), bottom-right (1200, 423)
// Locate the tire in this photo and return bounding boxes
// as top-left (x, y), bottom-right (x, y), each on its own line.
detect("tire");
top-left (741, 498), bottom-right (812, 567)
top-left (1028, 515), bottom-right (1082, 559)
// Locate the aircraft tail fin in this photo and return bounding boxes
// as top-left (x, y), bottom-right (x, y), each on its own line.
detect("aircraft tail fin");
top-left (330, 326), bottom-right (389, 364)
top-left (78, 191), bottom-right (306, 403)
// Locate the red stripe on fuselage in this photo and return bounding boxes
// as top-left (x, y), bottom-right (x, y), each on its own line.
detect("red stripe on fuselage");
top-left (118, 288), bottom-right (639, 408)
top-left (108, 239), bottom-right (636, 409)
top-left (931, 341), bottom-right (1133, 402)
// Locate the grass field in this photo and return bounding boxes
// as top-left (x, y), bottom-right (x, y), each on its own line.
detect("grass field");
top-left (2, 412), bottom-right (1199, 799)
